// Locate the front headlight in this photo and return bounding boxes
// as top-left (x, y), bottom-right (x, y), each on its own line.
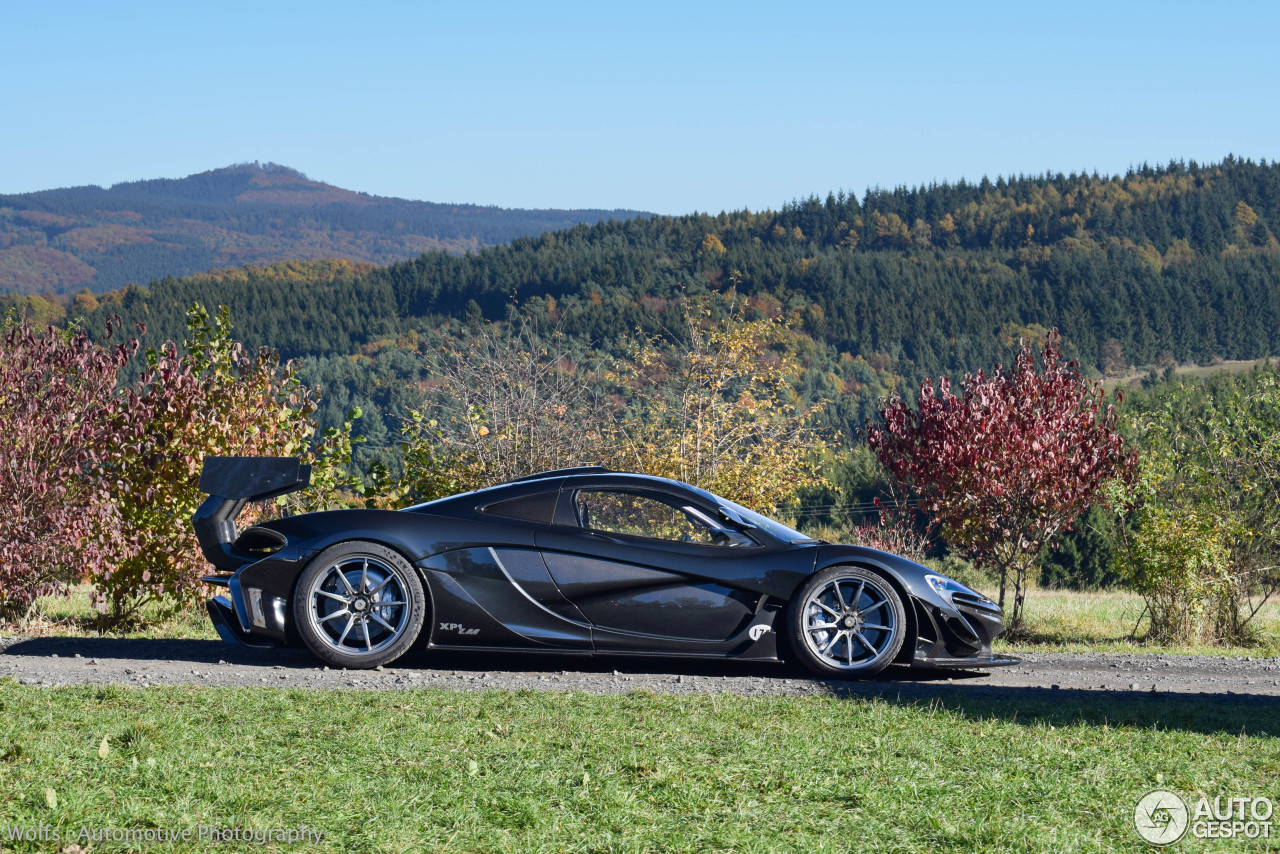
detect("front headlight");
top-left (925, 574), bottom-right (995, 608)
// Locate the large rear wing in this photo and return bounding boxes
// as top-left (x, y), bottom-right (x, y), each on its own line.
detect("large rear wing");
top-left (192, 457), bottom-right (311, 570)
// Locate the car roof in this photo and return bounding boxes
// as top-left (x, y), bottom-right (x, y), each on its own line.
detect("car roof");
top-left (405, 469), bottom-right (708, 514)
top-left (502, 465), bottom-right (612, 483)
top-left (502, 468), bottom-right (708, 496)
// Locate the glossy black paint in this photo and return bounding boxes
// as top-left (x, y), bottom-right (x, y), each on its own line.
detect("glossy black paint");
top-left (194, 463), bottom-right (1015, 668)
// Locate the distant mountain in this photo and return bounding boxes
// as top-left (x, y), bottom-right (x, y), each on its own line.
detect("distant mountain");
top-left (3, 152), bottom-right (1270, 468)
top-left (0, 163), bottom-right (648, 293)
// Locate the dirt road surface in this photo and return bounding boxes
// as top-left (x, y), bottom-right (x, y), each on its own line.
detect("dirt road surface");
top-left (3, 636), bottom-right (1279, 708)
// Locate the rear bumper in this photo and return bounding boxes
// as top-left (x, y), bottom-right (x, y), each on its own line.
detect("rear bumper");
top-left (206, 596), bottom-right (279, 648)
top-left (203, 546), bottom-right (314, 648)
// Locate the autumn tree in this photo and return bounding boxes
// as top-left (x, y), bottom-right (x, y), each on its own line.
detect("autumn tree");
top-left (401, 315), bottom-right (613, 499)
top-left (608, 299), bottom-right (827, 513)
top-left (1110, 366), bottom-right (1280, 643)
top-left (867, 330), bottom-right (1134, 629)
top-left (1099, 338), bottom-right (1127, 377)
top-left (0, 318), bottom-right (139, 616)
top-left (99, 305), bottom-right (340, 620)
top-left (399, 300), bottom-right (829, 515)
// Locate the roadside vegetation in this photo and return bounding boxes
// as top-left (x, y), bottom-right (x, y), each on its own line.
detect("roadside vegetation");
top-left (1, 682), bottom-right (1276, 853)
top-left (4, 160), bottom-right (1280, 649)
top-left (2, 291), bottom-right (1279, 653)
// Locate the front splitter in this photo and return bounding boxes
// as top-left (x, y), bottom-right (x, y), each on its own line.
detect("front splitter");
top-left (913, 654), bottom-right (1021, 669)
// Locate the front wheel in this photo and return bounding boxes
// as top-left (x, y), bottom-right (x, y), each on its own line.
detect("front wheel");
top-left (292, 541), bottom-right (426, 669)
top-left (786, 566), bottom-right (906, 678)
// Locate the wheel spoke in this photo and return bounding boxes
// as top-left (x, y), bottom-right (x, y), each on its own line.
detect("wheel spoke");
top-left (850, 580), bottom-right (865, 613)
top-left (333, 566), bottom-right (356, 596)
top-left (845, 633), bottom-right (854, 665)
top-left (318, 609), bottom-right (349, 624)
top-left (369, 612), bottom-right (397, 634)
top-left (361, 559), bottom-right (369, 593)
top-left (376, 600), bottom-right (406, 608)
top-left (336, 616), bottom-right (356, 646)
top-left (862, 623), bottom-right (892, 632)
top-left (363, 622), bottom-right (373, 653)
top-left (853, 631), bottom-right (878, 655)
top-left (809, 620), bottom-right (839, 630)
top-left (814, 600), bottom-right (841, 618)
top-left (858, 597), bottom-right (884, 616)
top-left (818, 630), bottom-right (842, 654)
top-left (316, 590), bottom-right (348, 603)
top-left (369, 575), bottom-right (395, 597)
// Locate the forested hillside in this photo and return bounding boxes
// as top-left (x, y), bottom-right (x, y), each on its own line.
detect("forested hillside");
top-left (0, 162), bottom-right (647, 293)
top-left (22, 156), bottom-right (1280, 456)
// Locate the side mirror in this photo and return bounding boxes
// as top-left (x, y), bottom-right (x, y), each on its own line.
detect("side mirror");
top-left (717, 505), bottom-right (754, 529)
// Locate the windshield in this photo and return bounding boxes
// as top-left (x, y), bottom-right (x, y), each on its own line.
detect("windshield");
top-left (718, 499), bottom-right (816, 544)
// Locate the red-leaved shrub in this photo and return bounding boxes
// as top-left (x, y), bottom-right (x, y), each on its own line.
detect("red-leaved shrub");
top-left (867, 330), bottom-right (1135, 629)
top-left (0, 320), bottom-right (140, 615)
top-left (98, 306), bottom-right (326, 619)
top-left (0, 306), bottom-right (346, 623)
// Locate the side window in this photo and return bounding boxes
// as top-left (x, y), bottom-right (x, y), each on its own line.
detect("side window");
top-left (482, 492), bottom-right (557, 524)
top-left (574, 490), bottom-right (720, 545)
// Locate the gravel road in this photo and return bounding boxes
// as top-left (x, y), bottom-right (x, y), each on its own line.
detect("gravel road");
top-left (3, 635), bottom-right (1279, 706)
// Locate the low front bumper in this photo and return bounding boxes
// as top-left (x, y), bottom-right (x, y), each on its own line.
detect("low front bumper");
top-left (907, 592), bottom-right (1017, 669)
top-left (914, 653), bottom-right (1021, 669)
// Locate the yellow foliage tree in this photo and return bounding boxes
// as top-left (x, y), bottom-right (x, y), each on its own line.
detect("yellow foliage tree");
top-left (700, 233), bottom-right (727, 255)
top-left (400, 302), bottom-right (830, 515)
top-left (606, 300), bottom-right (827, 513)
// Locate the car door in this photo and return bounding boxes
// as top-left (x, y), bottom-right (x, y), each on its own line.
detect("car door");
top-left (416, 487), bottom-right (594, 650)
top-left (534, 486), bottom-right (790, 651)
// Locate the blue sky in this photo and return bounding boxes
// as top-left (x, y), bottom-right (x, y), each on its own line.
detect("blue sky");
top-left (2, 1), bottom-right (1277, 214)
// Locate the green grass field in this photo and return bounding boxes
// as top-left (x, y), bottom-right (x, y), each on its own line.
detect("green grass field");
top-left (998, 589), bottom-right (1280, 657)
top-left (0, 682), bottom-right (1275, 853)
top-left (1103, 356), bottom-right (1277, 391)
top-left (4, 588), bottom-right (1278, 851)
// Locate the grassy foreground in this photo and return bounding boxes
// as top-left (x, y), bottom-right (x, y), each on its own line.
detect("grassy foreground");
top-left (0, 682), bottom-right (1276, 853)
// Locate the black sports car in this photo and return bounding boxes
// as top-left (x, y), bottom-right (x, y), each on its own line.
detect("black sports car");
top-left (194, 457), bottom-right (1017, 677)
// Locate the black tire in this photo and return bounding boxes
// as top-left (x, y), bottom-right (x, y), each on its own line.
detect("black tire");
top-left (786, 566), bottom-right (907, 678)
top-left (291, 541), bottom-right (426, 669)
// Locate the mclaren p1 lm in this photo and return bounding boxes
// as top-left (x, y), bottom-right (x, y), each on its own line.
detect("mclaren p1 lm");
top-left (194, 457), bottom-right (1018, 677)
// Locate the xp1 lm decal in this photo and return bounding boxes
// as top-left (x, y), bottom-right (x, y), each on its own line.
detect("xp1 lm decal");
top-left (439, 622), bottom-right (480, 636)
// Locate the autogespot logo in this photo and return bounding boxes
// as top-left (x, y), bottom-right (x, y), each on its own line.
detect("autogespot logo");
top-left (1134, 790), bottom-right (1275, 845)
top-left (1134, 790), bottom-right (1189, 846)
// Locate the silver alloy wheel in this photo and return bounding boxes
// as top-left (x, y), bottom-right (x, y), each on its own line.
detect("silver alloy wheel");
top-left (304, 554), bottom-right (412, 658)
top-left (801, 575), bottom-right (900, 670)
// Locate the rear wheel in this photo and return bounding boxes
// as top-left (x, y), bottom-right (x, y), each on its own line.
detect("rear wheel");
top-left (786, 566), bottom-right (906, 678)
top-left (292, 541), bottom-right (426, 669)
